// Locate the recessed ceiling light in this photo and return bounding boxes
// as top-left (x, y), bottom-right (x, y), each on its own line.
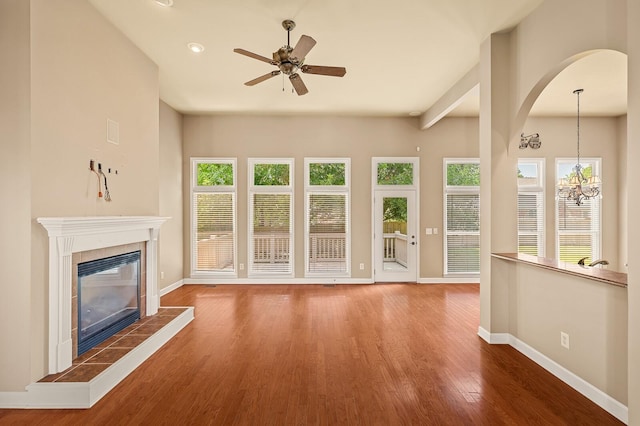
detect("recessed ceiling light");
top-left (187, 42), bottom-right (205, 53)
top-left (409, 111), bottom-right (421, 116)
top-left (154, 0), bottom-right (174, 6)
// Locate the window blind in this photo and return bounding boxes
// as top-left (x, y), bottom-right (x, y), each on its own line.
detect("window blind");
top-left (193, 193), bottom-right (235, 272)
top-left (445, 193), bottom-right (480, 273)
top-left (557, 196), bottom-right (601, 263)
top-left (250, 193), bottom-right (292, 274)
top-left (517, 192), bottom-right (544, 256)
top-left (306, 193), bottom-right (348, 274)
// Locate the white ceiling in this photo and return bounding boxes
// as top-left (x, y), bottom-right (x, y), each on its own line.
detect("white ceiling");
top-left (88, 0), bottom-right (627, 118)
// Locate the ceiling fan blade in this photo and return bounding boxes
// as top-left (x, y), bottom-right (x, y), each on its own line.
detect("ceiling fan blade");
top-left (289, 73), bottom-right (308, 96)
top-left (245, 71), bottom-right (281, 86)
top-left (233, 48), bottom-right (274, 64)
top-left (301, 65), bottom-right (347, 77)
top-left (290, 35), bottom-right (316, 62)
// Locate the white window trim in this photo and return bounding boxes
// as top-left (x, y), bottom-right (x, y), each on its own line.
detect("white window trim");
top-left (304, 158), bottom-right (351, 277)
top-left (554, 157), bottom-right (602, 262)
top-left (190, 157), bottom-right (237, 278)
top-left (443, 158), bottom-right (480, 276)
top-left (248, 158), bottom-right (295, 277)
top-left (518, 158), bottom-right (545, 257)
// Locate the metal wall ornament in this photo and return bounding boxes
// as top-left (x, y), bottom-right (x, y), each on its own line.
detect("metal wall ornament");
top-left (520, 133), bottom-right (541, 149)
top-left (557, 89), bottom-right (600, 206)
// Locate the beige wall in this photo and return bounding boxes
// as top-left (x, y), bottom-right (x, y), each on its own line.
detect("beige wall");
top-left (24, 0), bottom-right (160, 385)
top-left (0, 0), bottom-right (32, 392)
top-left (510, 0), bottom-right (627, 134)
top-left (493, 258), bottom-right (628, 404)
top-left (159, 101), bottom-right (184, 288)
top-left (183, 115), bottom-right (479, 280)
top-left (626, 0), bottom-right (640, 421)
top-left (520, 116), bottom-right (621, 268)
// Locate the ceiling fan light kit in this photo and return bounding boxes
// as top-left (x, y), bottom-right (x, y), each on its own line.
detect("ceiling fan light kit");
top-left (233, 20), bottom-right (347, 96)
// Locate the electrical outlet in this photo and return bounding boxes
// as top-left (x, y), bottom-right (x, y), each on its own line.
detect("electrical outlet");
top-left (239, 263), bottom-right (245, 270)
top-left (359, 263), bottom-right (365, 270)
top-left (160, 271), bottom-right (165, 280)
top-left (560, 331), bottom-right (570, 349)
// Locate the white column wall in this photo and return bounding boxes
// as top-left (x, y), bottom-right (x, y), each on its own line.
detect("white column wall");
top-left (479, 33), bottom-right (518, 334)
top-left (626, 0), bottom-right (640, 421)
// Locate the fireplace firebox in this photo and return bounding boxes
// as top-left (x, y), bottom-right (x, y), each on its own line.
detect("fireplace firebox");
top-left (77, 251), bottom-right (141, 355)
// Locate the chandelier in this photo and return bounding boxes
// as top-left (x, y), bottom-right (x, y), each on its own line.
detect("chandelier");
top-left (557, 89), bottom-right (600, 206)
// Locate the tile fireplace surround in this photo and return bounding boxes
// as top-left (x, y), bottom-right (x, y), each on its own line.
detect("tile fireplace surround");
top-left (0, 216), bottom-right (194, 409)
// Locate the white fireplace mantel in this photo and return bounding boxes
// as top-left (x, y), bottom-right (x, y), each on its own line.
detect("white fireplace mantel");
top-left (37, 216), bottom-right (169, 374)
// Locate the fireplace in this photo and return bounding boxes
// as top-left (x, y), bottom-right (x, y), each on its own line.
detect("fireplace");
top-left (77, 250), bottom-right (141, 355)
top-left (38, 216), bottom-right (168, 374)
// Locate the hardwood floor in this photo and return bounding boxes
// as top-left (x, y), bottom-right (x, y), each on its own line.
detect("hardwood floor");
top-left (0, 284), bottom-right (622, 425)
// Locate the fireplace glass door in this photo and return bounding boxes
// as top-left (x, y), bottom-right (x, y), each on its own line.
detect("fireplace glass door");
top-left (78, 251), bottom-right (141, 355)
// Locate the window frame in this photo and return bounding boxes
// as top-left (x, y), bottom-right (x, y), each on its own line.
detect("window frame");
top-left (190, 157), bottom-right (237, 277)
top-left (517, 158), bottom-right (545, 257)
top-left (443, 158), bottom-right (480, 276)
top-left (247, 158), bottom-right (295, 277)
top-left (372, 157), bottom-right (420, 190)
top-left (304, 158), bottom-right (351, 277)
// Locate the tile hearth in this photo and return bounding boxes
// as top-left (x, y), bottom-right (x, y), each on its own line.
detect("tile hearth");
top-left (13, 306), bottom-right (194, 409)
top-left (39, 307), bottom-right (188, 384)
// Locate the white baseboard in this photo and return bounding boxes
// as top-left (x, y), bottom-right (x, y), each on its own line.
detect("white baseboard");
top-left (419, 277), bottom-right (479, 284)
top-left (159, 279), bottom-right (184, 296)
top-left (479, 329), bottom-right (628, 424)
top-left (183, 277), bottom-right (374, 285)
top-left (0, 307), bottom-right (194, 409)
top-left (185, 277), bottom-right (480, 285)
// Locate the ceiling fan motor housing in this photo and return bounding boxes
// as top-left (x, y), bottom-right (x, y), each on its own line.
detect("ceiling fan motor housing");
top-left (274, 47), bottom-right (300, 75)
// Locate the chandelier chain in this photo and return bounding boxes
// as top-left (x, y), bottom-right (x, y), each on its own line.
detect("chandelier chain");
top-left (576, 89), bottom-right (581, 166)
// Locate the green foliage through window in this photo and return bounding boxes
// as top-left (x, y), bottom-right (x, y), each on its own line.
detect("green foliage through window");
top-left (309, 163), bottom-right (345, 186)
top-left (446, 163), bottom-right (480, 186)
top-left (254, 163), bottom-right (290, 186)
top-left (377, 163), bottom-right (413, 185)
top-left (383, 197), bottom-right (407, 223)
top-left (197, 163), bottom-right (233, 186)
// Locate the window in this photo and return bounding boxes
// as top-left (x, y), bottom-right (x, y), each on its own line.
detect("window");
top-left (518, 159), bottom-right (545, 257)
top-left (191, 158), bottom-right (236, 275)
top-left (304, 159), bottom-right (350, 276)
top-left (248, 159), bottom-right (294, 276)
top-left (555, 158), bottom-right (601, 263)
top-left (376, 162), bottom-right (415, 186)
top-left (444, 159), bottom-right (480, 274)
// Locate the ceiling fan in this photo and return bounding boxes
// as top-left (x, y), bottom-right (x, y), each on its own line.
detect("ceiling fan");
top-left (233, 20), bottom-right (346, 96)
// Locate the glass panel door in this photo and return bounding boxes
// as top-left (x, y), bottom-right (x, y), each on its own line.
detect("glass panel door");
top-left (374, 190), bottom-right (417, 282)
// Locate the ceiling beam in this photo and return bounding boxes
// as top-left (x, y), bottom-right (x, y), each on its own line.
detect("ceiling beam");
top-left (420, 64), bottom-right (479, 129)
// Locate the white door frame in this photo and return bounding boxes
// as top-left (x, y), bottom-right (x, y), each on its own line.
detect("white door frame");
top-left (371, 157), bottom-right (420, 283)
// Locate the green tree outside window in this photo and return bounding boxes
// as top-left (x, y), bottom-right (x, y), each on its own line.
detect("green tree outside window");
top-left (254, 164), bottom-right (290, 186)
top-left (377, 163), bottom-right (413, 185)
top-left (446, 163), bottom-right (480, 186)
top-left (197, 163), bottom-right (233, 186)
top-left (309, 163), bottom-right (345, 186)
